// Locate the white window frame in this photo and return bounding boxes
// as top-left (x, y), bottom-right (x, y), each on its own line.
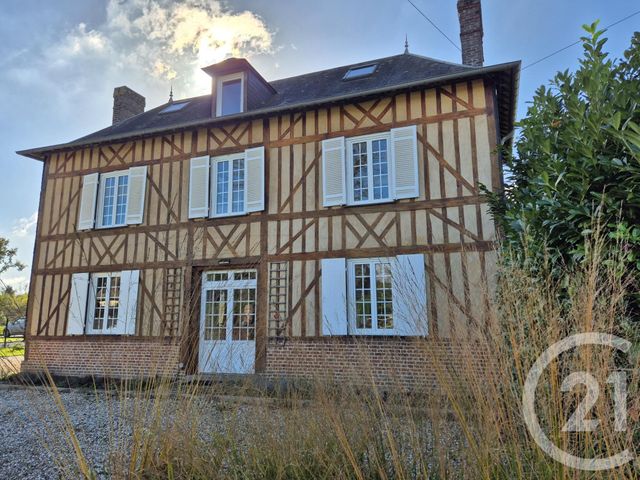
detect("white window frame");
top-left (86, 272), bottom-right (124, 335)
top-left (201, 269), bottom-right (258, 342)
top-left (210, 154), bottom-right (247, 217)
top-left (216, 72), bottom-right (245, 117)
top-left (96, 170), bottom-right (129, 229)
top-left (346, 132), bottom-right (394, 206)
top-left (347, 257), bottom-right (396, 336)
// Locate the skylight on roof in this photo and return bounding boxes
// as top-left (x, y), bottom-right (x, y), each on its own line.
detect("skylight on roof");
top-left (343, 64), bottom-right (377, 80)
top-left (160, 101), bottom-right (189, 114)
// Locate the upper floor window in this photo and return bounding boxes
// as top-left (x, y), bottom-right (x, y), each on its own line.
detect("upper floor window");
top-left (188, 147), bottom-right (264, 220)
top-left (216, 73), bottom-right (244, 116)
top-left (77, 166), bottom-right (147, 231)
top-left (98, 171), bottom-right (129, 228)
top-left (347, 133), bottom-right (391, 205)
top-left (321, 126), bottom-right (419, 208)
top-left (212, 155), bottom-right (245, 216)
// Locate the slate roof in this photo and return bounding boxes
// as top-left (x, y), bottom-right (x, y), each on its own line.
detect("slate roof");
top-left (18, 53), bottom-right (520, 160)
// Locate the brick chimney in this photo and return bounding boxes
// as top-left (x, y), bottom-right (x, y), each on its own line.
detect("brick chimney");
top-left (112, 86), bottom-right (145, 125)
top-left (457, 0), bottom-right (484, 66)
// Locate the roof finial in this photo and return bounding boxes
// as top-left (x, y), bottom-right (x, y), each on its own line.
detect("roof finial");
top-left (404, 34), bottom-right (409, 54)
top-left (169, 84), bottom-right (174, 103)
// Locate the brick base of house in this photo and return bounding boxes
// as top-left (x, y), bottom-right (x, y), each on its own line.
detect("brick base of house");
top-left (22, 337), bottom-right (490, 390)
top-left (22, 339), bottom-right (181, 378)
top-left (264, 337), bottom-right (491, 391)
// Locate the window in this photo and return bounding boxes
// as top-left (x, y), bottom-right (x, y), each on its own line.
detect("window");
top-left (216, 73), bottom-right (244, 116)
top-left (201, 269), bottom-right (257, 343)
top-left (88, 273), bottom-right (121, 334)
top-left (343, 64), bottom-right (377, 80)
top-left (349, 258), bottom-right (394, 335)
top-left (211, 155), bottom-right (245, 216)
top-left (97, 171), bottom-right (129, 228)
top-left (78, 166), bottom-right (147, 231)
top-left (347, 133), bottom-right (391, 205)
top-left (66, 270), bottom-right (140, 336)
top-left (159, 101), bottom-right (189, 114)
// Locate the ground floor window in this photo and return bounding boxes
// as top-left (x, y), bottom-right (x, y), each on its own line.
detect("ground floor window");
top-left (349, 258), bottom-right (394, 335)
top-left (88, 273), bottom-right (121, 333)
top-left (67, 270), bottom-right (139, 336)
top-left (202, 270), bottom-right (257, 342)
top-left (321, 254), bottom-right (427, 337)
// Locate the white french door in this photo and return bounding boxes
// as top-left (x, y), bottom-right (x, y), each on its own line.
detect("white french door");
top-left (199, 270), bottom-right (257, 374)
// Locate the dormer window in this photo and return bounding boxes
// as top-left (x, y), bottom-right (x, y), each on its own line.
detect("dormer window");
top-left (216, 73), bottom-right (244, 116)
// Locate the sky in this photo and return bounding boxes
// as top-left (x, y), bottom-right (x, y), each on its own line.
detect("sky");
top-left (0, 0), bottom-right (638, 292)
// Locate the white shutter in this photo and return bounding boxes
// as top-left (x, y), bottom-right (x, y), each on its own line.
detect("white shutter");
top-left (67, 273), bottom-right (89, 335)
top-left (391, 125), bottom-right (419, 199)
top-left (188, 156), bottom-right (210, 218)
top-left (244, 146), bottom-right (265, 212)
top-left (321, 258), bottom-right (348, 335)
top-left (118, 270), bottom-right (139, 335)
top-left (321, 137), bottom-right (346, 207)
top-left (391, 254), bottom-right (428, 336)
top-left (77, 173), bottom-right (99, 230)
top-left (126, 166), bottom-right (147, 225)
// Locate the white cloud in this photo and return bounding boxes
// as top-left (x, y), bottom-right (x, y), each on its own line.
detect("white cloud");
top-left (11, 211), bottom-right (38, 238)
top-left (6, 0), bottom-right (276, 108)
top-left (72, 0), bottom-right (275, 93)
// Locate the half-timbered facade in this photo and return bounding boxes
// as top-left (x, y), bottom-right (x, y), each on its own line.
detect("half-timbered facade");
top-left (18, 3), bottom-right (519, 387)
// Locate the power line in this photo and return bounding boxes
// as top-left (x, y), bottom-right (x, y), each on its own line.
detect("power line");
top-left (406, 0), bottom-right (461, 51)
top-left (522, 9), bottom-right (640, 71)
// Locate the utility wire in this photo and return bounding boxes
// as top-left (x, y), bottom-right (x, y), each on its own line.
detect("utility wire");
top-left (522, 9), bottom-right (640, 71)
top-left (406, 0), bottom-right (461, 51)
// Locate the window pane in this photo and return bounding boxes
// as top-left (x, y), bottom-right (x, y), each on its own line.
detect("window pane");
top-left (375, 263), bottom-right (393, 329)
top-left (115, 176), bottom-right (128, 225)
top-left (93, 276), bottom-right (108, 330)
top-left (233, 271), bottom-right (256, 281)
top-left (107, 275), bottom-right (121, 329)
top-left (354, 263), bottom-right (372, 329)
top-left (372, 139), bottom-right (389, 200)
top-left (232, 158), bottom-right (245, 213)
top-left (221, 79), bottom-right (242, 116)
top-left (343, 64), bottom-right (377, 80)
top-left (101, 177), bottom-right (116, 226)
top-left (206, 272), bottom-right (228, 283)
top-left (216, 161), bottom-right (229, 214)
top-left (204, 289), bottom-right (227, 341)
top-left (232, 288), bottom-right (256, 340)
top-left (352, 142), bottom-right (369, 202)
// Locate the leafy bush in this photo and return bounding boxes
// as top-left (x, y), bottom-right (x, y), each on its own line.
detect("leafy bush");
top-left (488, 23), bottom-right (640, 312)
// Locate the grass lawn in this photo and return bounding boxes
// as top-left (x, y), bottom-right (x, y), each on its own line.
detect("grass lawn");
top-left (0, 325), bottom-right (25, 357)
top-left (0, 342), bottom-right (24, 357)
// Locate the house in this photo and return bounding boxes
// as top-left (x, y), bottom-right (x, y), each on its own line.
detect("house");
top-left (17, 0), bottom-right (519, 388)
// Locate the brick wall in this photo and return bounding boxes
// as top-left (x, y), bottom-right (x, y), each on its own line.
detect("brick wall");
top-left (22, 339), bottom-right (181, 378)
top-left (457, 0), bottom-right (484, 66)
top-left (265, 337), bottom-right (491, 391)
top-left (22, 337), bottom-right (490, 390)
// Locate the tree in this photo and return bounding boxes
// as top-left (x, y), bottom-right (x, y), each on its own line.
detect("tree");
top-left (0, 237), bottom-right (24, 276)
top-left (489, 23), bottom-right (640, 310)
top-left (0, 237), bottom-right (26, 329)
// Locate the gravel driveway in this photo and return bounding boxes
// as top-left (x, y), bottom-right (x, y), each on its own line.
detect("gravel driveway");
top-left (0, 385), bottom-right (115, 479)
top-left (0, 384), bottom-right (247, 479)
